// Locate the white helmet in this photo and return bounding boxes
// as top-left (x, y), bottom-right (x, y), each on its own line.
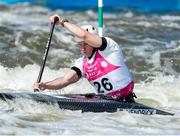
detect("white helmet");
top-left (81, 25), bottom-right (97, 35)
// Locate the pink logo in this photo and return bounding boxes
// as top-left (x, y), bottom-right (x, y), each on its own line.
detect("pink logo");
top-left (83, 52), bottom-right (120, 81)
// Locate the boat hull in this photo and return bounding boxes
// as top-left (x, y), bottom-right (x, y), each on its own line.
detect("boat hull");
top-left (0, 92), bottom-right (174, 116)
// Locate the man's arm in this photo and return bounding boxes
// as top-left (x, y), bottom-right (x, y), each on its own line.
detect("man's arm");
top-left (63, 22), bottom-right (102, 48)
top-left (33, 70), bottom-right (80, 91)
top-left (49, 14), bottom-right (102, 48)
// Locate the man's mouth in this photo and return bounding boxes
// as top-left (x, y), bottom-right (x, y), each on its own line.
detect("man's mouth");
top-left (81, 51), bottom-right (86, 54)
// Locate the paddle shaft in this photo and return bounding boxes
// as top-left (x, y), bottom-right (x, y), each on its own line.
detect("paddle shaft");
top-left (34, 17), bottom-right (59, 92)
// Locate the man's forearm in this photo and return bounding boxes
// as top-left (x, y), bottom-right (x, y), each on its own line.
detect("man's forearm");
top-left (45, 77), bottom-right (69, 90)
top-left (64, 22), bottom-right (86, 39)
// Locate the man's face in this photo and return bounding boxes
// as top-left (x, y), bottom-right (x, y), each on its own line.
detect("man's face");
top-left (79, 42), bottom-right (94, 57)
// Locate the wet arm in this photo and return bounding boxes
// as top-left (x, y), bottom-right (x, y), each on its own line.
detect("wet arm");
top-left (63, 21), bottom-right (102, 48)
top-left (41, 70), bottom-right (80, 90)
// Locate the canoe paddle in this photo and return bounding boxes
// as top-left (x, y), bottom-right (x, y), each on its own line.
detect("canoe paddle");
top-left (34, 16), bottom-right (59, 92)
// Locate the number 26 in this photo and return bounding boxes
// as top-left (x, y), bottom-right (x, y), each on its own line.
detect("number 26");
top-left (93, 78), bottom-right (113, 93)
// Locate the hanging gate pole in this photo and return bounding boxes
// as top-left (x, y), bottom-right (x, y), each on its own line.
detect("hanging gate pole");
top-left (98, 0), bottom-right (103, 36)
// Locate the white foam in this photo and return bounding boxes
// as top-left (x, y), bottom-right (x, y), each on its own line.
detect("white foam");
top-left (135, 73), bottom-right (180, 108)
top-left (0, 64), bottom-right (94, 94)
top-left (161, 15), bottom-right (180, 21)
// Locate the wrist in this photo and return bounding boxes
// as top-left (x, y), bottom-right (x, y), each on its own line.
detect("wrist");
top-left (60, 19), bottom-right (69, 27)
top-left (39, 82), bottom-right (47, 91)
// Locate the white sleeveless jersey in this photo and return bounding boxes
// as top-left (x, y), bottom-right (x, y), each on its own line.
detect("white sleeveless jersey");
top-left (73, 37), bottom-right (133, 95)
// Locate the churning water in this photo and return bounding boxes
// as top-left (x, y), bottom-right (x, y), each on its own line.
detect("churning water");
top-left (0, 3), bottom-right (180, 135)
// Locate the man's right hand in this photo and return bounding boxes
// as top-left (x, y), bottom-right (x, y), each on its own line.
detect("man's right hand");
top-left (49, 14), bottom-right (62, 25)
top-left (33, 82), bottom-right (47, 91)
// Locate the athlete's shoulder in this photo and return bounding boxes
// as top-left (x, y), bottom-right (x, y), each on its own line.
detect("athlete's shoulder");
top-left (103, 37), bottom-right (121, 51)
top-left (104, 37), bottom-right (118, 45)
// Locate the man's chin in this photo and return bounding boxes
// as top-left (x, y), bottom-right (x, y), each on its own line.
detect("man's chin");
top-left (81, 52), bottom-right (87, 56)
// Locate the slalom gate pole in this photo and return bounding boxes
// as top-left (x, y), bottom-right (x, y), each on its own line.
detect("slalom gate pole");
top-left (98, 0), bottom-right (103, 36)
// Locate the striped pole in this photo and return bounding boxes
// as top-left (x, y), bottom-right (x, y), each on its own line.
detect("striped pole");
top-left (98, 0), bottom-right (103, 36)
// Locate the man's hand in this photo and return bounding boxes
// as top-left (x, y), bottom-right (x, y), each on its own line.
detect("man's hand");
top-left (33, 82), bottom-right (47, 91)
top-left (49, 14), bottom-right (62, 25)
